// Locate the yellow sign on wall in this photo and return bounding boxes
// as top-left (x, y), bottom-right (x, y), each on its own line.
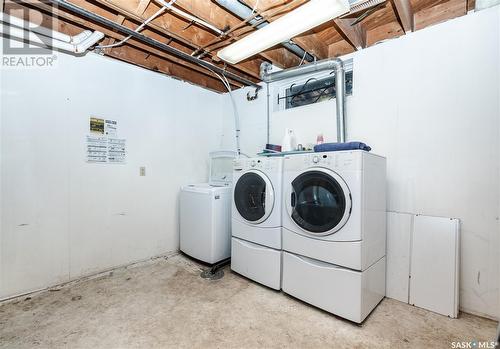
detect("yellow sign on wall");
top-left (90, 117), bottom-right (105, 134)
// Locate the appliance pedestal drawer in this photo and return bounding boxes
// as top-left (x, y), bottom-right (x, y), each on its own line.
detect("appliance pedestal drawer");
top-left (231, 237), bottom-right (281, 290)
top-left (282, 252), bottom-right (385, 323)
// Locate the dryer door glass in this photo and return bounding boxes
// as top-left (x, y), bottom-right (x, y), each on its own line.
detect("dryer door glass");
top-left (234, 172), bottom-right (267, 222)
top-left (291, 171), bottom-right (347, 233)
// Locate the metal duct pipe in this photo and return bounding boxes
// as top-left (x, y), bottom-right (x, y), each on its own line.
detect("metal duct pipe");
top-left (260, 58), bottom-right (347, 143)
top-left (335, 60), bottom-right (346, 143)
top-left (42, 0), bottom-right (260, 89)
top-left (214, 0), bottom-right (315, 62)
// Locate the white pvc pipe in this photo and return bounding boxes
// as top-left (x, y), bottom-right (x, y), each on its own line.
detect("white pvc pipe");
top-left (0, 20), bottom-right (104, 53)
top-left (1, 12), bottom-right (72, 43)
top-left (1, 12), bottom-right (98, 48)
top-left (75, 31), bottom-right (104, 53)
top-left (69, 30), bottom-right (93, 44)
top-left (0, 23), bottom-right (76, 51)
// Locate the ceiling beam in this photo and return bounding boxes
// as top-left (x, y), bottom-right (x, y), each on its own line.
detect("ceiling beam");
top-left (183, 0), bottom-right (302, 68)
top-left (389, 0), bottom-right (414, 33)
top-left (413, 0), bottom-right (466, 30)
top-left (98, 0), bottom-right (209, 49)
top-left (31, 1), bottom-right (227, 81)
top-left (105, 14), bottom-right (125, 46)
top-left (12, 0), bottom-right (246, 90)
top-left (135, 0), bottom-right (151, 16)
top-left (466, 0), bottom-right (475, 11)
top-left (95, 0), bottom-right (261, 79)
top-left (327, 39), bottom-right (355, 57)
top-left (107, 44), bottom-right (240, 91)
top-left (43, 0), bottom-right (259, 87)
top-left (333, 18), bottom-right (367, 50)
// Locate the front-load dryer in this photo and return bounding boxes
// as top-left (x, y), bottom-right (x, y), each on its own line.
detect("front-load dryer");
top-left (231, 157), bottom-right (283, 290)
top-left (281, 150), bottom-right (387, 323)
top-left (282, 150), bottom-right (386, 270)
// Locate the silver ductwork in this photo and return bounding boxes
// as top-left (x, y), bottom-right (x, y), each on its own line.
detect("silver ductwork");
top-left (214, 0), bottom-right (315, 62)
top-left (348, 0), bottom-right (387, 15)
top-left (260, 58), bottom-right (347, 143)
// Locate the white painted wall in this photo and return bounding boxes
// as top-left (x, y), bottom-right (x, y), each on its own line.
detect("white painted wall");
top-left (0, 46), bottom-right (224, 299)
top-left (222, 6), bottom-right (500, 319)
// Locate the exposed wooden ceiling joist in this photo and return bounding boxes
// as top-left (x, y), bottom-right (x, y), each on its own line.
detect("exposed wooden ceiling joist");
top-left (390, 0), bottom-right (415, 32)
top-left (93, 0), bottom-right (262, 80)
top-left (135, 0), bottom-right (151, 16)
top-left (333, 18), bottom-right (367, 50)
top-left (68, 0), bottom-right (261, 85)
top-left (1, 0), bottom-right (478, 92)
top-left (172, 0), bottom-right (302, 68)
top-left (413, 0), bottom-right (467, 30)
top-left (8, 0), bottom-right (245, 91)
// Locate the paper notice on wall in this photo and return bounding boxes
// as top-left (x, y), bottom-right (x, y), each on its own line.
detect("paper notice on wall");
top-left (86, 136), bottom-right (126, 164)
top-left (86, 135), bottom-right (108, 163)
top-left (105, 119), bottom-right (117, 137)
top-left (87, 116), bottom-right (124, 164)
top-left (108, 138), bottom-right (126, 163)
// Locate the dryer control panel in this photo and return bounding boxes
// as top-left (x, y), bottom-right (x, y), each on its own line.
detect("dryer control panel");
top-left (284, 151), bottom-right (365, 171)
top-left (233, 157), bottom-right (283, 172)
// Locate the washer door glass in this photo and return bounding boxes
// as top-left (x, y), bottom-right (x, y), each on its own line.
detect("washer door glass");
top-left (234, 172), bottom-right (268, 222)
top-left (291, 170), bottom-right (348, 234)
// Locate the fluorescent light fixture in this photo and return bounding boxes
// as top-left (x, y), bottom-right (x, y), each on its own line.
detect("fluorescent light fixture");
top-left (217, 0), bottom-right (351, 64)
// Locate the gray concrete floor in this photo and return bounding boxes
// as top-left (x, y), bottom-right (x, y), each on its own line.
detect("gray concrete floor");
top-left (0, 254), bottom-right (497, 349)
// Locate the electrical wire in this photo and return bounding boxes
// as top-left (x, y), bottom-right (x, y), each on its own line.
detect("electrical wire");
top-left (202, 66), bottom-right (247, 158)
top-left (299, 50), bottom-right (307, 66)
top-left (96, 0), bottom-right (175, 49)
top-left (250, 0), bottom-right (260, 16)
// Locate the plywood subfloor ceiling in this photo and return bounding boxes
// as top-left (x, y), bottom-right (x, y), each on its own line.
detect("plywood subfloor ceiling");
top-left (4, 0), bottom-right (476, 92)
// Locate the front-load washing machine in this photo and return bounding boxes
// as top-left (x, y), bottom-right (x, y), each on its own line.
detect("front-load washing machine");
top-left (281, 150), bottom-right (386, 323)
top-left (231, 157), bottom-right (283, 290)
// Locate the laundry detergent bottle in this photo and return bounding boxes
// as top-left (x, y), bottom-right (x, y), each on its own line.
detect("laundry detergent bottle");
top-left (282, 128), bottom-right (297, 152)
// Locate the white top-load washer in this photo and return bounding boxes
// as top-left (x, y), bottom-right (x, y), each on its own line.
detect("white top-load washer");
top-left (231, 157), bottom-right (283, 290)
top-left (180, 184), bottom-right (231, 264)
top-left (179, 151), bottom-right (236, 264)
top-left (281, 150), bottom-right (387, 323)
